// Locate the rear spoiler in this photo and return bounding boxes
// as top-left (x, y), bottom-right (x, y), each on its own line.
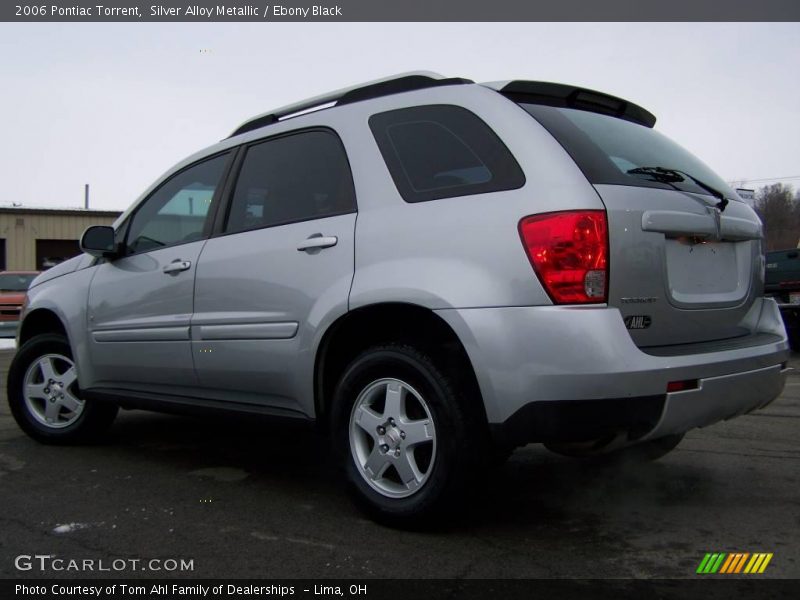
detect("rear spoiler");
top-left (486, 80), bottom-right (657, 128)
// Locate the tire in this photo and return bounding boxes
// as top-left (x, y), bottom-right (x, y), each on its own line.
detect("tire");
top-left (331, 343), bottom-right (486, 527)
top-left (548, 433), bottom-right (685, 463)
top-left (781, 308), bottom-right (800, 350)
top-left (489, 443), bottom-right (515, 466)
top-left (7, 333), bottom-right (118, 444)
top-left (789, 327), bottom-right (799, 352)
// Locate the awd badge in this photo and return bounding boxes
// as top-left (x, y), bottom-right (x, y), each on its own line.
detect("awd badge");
top-left (624, 315), bottom-right (652, 330)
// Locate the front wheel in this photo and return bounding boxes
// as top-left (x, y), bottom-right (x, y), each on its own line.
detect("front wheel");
top-left (331, 344), bottom-right (486, 527)
top-left (7, 333), bottom-right (118, 444)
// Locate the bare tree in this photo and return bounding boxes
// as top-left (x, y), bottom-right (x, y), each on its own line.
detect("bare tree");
top-left (753, 183), bottom-right (799, 251)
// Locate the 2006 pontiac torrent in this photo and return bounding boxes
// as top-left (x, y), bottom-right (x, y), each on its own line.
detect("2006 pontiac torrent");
top-left (8, 72), bottom-right (790, 524)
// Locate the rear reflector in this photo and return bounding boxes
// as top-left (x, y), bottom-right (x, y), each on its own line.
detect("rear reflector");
top-left (667, 379), bottom-right (699, 393)
top-left (519, 210), bottom-right (608, 304)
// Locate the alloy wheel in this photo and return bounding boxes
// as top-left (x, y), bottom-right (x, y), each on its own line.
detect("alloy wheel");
top-left (349, 378), bottom-right (437, 498)
top-left (23, 353), bottom-right (84, 429)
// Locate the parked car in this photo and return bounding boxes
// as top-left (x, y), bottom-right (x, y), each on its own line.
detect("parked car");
top-left (765, 248), bottom-right (800, 349)
top-left (6, 73), bottom-right (791, 525)
top-left (0, 271), bottom-right (39, 338)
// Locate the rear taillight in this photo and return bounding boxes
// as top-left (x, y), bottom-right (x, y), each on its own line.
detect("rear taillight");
top-left (519, 210), bottom-right (608, 304)
top-left (667, 379), bottom-right (699, 393)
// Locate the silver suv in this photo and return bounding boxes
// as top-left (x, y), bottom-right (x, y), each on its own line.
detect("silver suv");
top-left (7, 72), bottom-right (791, 524)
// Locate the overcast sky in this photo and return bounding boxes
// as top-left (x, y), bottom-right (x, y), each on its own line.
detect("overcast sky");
top-left (0, 22), bottom-right (798, 211)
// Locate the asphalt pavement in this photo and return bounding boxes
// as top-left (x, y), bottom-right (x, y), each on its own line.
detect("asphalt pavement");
top-left (0, 350), bottom-right (798, 579)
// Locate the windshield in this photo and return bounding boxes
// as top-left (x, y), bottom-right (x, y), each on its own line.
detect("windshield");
top-left (520, 104), bottom-right (735, 198)
top-left (0, 273), bottom-right (37, 291)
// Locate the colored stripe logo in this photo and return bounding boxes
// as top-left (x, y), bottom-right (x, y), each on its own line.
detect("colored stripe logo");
top-left (696, 552), bottom-right (773, 574)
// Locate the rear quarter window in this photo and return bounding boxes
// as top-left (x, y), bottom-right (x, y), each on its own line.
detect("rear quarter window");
top-left (369, 104), bottom-right (525, 203)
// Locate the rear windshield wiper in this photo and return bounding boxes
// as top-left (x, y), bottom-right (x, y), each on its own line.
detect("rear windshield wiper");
top-left (627, 166), bottom-right (730, 212)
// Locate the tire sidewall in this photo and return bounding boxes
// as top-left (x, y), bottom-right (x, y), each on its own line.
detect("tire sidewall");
top-left (7, 334), bottom-right (97, 442)
top-left (332, 347), bottom-right (467, 522)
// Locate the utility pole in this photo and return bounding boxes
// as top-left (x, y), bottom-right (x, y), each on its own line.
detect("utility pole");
top-left (84, 184), bottom-right (89, 209)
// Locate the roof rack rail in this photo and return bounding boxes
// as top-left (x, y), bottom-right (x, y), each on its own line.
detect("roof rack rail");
top-left (229, 71), bottom-right (473, 138)
top-left (485, 80), bottom-right (656, 128)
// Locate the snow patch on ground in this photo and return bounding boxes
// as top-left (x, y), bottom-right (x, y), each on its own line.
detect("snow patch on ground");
top-left (52, 522), bottom-right (90, 534)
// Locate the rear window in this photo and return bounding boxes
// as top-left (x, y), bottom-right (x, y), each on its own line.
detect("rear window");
top-left (369, 105), bottom-right (525, 203)
top-left (520, 103), bottom-right (735, 198)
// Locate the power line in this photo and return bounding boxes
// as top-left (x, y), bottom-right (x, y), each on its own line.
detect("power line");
top-left (727, 175), bottom-right (800, 185)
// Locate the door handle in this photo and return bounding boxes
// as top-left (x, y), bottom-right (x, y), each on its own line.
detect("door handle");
top-left (297, 234), bottom-right (338, 252)
top-left (163, 260), bottom-right (192, 274)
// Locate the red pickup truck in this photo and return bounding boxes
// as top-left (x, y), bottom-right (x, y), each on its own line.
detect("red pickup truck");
top-left (0, 271), bottom-right (39, 338)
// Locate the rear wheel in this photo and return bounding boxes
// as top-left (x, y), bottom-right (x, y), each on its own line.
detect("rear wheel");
top-left (787, 322), bottom-right (799, 351)
top-left (331, 344), bottom-right (486, 526)
top-left (7, 334), bottom-right (118, 444)
top-left (613, 433), bottom-right (684, 462)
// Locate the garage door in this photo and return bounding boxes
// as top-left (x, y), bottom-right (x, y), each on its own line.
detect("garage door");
top-left (35, 239), bottom-right (80, 270)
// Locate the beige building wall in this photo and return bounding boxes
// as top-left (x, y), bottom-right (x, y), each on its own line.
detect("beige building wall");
top-left (0, 209), bottom-right (121, 271)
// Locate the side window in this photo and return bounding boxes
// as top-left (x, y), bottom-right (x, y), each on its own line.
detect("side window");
top-left (225, 130), bottom-right (356, 234)
top-left (369, 104), bottom-right (525, 203)
top-left (126, 153), bottom-right (229, 254)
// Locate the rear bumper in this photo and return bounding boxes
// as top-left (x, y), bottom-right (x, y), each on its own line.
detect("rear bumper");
top-left (435, 297), bottom-right (790, 445)
top-left (641, 362), bottom-right (787, 441)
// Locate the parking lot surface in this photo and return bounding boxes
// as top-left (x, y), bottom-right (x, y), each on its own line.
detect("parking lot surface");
top-left (0, 350), bottom-right (798, 579)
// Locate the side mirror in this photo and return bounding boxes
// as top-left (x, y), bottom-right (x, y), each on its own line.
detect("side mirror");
top-left (80, 226), bottom-right (119, 259)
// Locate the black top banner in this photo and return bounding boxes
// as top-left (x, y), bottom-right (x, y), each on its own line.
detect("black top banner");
top-left (3, 0), bottom-right (800, 22)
